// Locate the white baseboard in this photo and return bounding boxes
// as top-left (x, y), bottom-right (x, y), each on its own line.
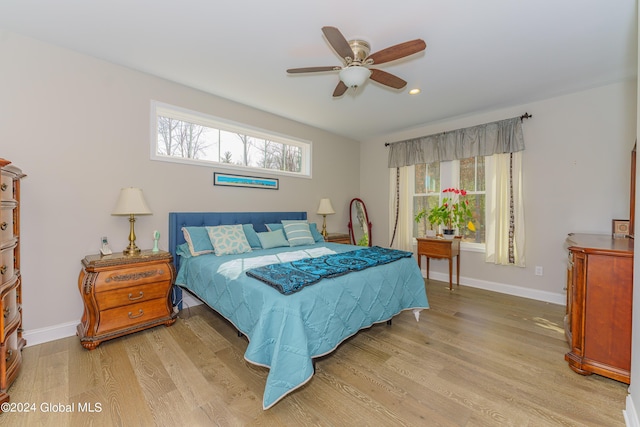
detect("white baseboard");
top-left (625, 394), bottom-right (638, 427)
top-left (23, 320), bottom-right (78, 347)
top-left (23, 274), bottom-right (561, 347)
top-left (22, 293), bottom-right (204, 348)
top-left (426, 271), bottom-right (565, 305)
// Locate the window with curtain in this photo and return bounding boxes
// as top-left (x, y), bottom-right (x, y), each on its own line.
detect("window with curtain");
top-left (413, 157), bottom-right (486, 245)
top-left (388, 115), bottom-right (526, 266)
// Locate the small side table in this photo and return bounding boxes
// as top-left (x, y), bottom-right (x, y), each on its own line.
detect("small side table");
top-left (416, 237), bottom-right (461, 290)
top-left (77, 250), bottom-right (177, 350)
top-left (325, 233), bottom-right (351, 244)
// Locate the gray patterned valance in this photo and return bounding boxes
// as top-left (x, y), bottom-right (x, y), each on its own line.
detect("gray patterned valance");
top-left (387, 116), bottom-right (525, 168)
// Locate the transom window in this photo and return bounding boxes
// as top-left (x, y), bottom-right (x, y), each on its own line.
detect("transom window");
top-left (413, 156), bottom-right (486, 245)
top-left (151, 101), bottom-right (312, 177)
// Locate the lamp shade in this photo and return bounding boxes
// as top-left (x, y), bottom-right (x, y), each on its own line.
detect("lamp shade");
top-left (339, 66), bottom-right (371, 88)
top-left (317, 198), bottom-right (335, 215)
top-left (111, 187), bottom-right (152, 216)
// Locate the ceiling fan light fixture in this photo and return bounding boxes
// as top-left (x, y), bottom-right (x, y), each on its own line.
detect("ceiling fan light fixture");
top-left (339, 66), bottom-right (371, 88)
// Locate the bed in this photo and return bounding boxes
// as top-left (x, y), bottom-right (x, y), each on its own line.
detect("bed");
top-left (168, 211), bottom-right (429, 409)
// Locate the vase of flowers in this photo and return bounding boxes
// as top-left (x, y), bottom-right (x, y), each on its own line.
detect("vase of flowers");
top-left (430, 188), bottom-right (475, 237)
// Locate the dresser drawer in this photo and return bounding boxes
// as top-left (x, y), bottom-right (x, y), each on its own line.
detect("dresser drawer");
top-left (94, 264), bottom-right (172, 293)
top-left (0, 205), bottom-right (14, 244)
top-left (96, 298), bottom-right (170, 335)
top-left (0, 277), bottom-right (19, 341)
top-left (0, 171), bottom-right (14, 202)
top-left (95, 282), bottom-right (169, 311)
top-left (0, 243), bottom-right (16, 285)
top-left (0, 326), bottom-right (22, 391)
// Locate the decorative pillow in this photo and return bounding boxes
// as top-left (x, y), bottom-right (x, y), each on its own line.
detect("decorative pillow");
top-left (281, 220), bottom-right (315, 246)
top-left (182, 226), bottom-right (215, 256)
top-left (308, 222), bottom-right (325, 243)
top-left (265, 223), bottom-right (284, 232)
top-left (206, 224), bottom-right (252, 256)
top-left (176, 243), bottom-right (193, 258)
top-left (257, 229), bottom-right (290, 249)
top-left (242, 224), bottom-right (262, 249)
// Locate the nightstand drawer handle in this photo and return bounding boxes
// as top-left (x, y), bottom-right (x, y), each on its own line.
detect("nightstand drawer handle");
top-left (0, 265), bottom-right (6, 275)
top-left (5, 349), bottom-right (12, 362)
top-left (128, 309), bottom-right (144, 319)
top-left (128, 291), bottom-right (144, 301)
top-left (0, 222), bottom-right (7, 231)
top-left (0, 183), bottom-right (7, 192)
top-left (3, 307), bottom-right (9, 318)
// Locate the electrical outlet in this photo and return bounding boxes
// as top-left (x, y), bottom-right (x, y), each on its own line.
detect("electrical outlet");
top-left (535, 266), bottom-right (543, 276)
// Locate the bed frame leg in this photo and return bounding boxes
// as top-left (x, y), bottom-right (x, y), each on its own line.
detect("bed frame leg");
top-left (386, 319), bottom-right (392, 326)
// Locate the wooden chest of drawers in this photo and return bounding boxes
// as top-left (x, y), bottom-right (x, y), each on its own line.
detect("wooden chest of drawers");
top-left (77, 250), bottom-right (177, 350)
top-left (0, 158), bottom-right (25, 408)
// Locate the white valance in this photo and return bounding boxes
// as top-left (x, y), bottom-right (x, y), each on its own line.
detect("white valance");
top-left (387, 116), bottom-right (525, 168)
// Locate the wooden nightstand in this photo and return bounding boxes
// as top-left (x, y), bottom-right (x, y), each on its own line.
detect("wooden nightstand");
top-left (77, 250), bottom-right (177, 350)
top-left (325, 233), bottom-right (351, 244)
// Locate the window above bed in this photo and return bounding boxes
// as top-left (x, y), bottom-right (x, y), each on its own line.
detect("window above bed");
top-left (150, 101), bottom-right (312, 178)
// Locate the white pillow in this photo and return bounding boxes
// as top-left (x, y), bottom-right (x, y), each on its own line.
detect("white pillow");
top-left (206, 224), bottom-right (252, 256)
top-left (281, 220), bottom-right (316, 247)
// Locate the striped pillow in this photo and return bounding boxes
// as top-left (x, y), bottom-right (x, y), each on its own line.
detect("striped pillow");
top-left (281, 220), bottom-right (315, 247)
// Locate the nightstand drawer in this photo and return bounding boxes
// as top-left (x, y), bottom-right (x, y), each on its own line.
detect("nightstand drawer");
top-left (96, 298), bottom-right (170, 335)
top-left (94, 264), bottom-right (172, 293)
top-left (95, 282), bottom-right (169, 311)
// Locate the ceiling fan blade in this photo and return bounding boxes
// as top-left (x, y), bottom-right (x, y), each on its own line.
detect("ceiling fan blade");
top-left (287, 66), bottom-right (341, 74)
top-left (368, 39), bottom-right (426, 65)
top-left (370, 69), bottom-right (407, 89)
top-left (322, 26), bottom-right (354, 61)
top-left (332, 81), bottom-right (348, 97)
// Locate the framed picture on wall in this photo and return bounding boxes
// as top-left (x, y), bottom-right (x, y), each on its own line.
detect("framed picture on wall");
top-left (612, 219), bottom-right (630, 238)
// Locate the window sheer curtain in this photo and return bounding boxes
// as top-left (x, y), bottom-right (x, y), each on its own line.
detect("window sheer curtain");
top-left (387, 116), bottom-right (526, 266)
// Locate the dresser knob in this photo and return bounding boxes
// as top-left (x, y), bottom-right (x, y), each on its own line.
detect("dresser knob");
top-left (3, 307), bottom-right (9, 319)
top-left (0, 222), bottom-right (6, 231)
top-left (128, 309), bottom-right (144, 319)
top-left (0, 265), bottom-right (6, 275)
top-left (0, 183), bottom-right (7, 192)
top-left (5, 349), bottom-right (12, 362)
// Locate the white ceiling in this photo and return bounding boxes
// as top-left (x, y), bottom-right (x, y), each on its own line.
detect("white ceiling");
top-left (0, 0), bottom-right (636, 142)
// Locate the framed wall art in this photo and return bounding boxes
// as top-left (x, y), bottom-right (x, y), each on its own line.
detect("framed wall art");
top-left (213, 172), bottom-right (279, 190)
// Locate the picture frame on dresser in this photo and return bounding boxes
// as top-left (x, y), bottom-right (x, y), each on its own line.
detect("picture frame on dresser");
top-left (612, 219), bottom-right (630, 238)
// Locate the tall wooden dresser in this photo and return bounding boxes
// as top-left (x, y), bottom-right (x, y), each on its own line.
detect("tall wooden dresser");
top-left (564, 233), bottom-right (633, 383)
top-left (0, 158), bottom-right (26, 406)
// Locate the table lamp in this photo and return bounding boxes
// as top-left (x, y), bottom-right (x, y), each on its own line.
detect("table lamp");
top-left (316, 198), bottom-right (335, 238)
top-left (112, 187), bottom-right (152, 255)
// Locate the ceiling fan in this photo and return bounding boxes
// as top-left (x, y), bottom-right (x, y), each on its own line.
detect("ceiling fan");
top-left (287, 26), bottom-right (426, 97)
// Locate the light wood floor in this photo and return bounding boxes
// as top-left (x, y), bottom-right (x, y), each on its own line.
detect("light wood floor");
top-left (2, 280), bottom-right (628, 426)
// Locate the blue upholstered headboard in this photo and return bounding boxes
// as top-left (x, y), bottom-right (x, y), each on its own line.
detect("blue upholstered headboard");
top-left (168, 211), bottom-right (307, 307)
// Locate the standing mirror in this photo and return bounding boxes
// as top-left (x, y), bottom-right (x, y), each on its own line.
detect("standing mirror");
top-left (348, 198), bottom-right (372, 246)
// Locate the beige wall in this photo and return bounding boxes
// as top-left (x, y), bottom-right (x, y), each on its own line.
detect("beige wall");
top-left (361, 79), bottom-right (637, 303)
top-left (0, 32), bottom-right (360, 342)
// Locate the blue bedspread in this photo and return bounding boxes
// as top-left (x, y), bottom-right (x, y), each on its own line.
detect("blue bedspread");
top-left (175, 243), bottom-right (429, 409)
top-left (246, 246), bottom-right (413, 294)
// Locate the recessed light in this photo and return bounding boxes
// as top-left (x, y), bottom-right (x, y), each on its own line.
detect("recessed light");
top-left (409, 88), bottom-right (421, 95)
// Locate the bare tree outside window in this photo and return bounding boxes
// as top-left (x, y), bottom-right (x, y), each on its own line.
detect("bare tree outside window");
top-left (152, 102), bottom-right (311, 177)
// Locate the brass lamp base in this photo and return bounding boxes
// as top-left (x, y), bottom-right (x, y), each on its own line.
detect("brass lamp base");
top-left (321, 214), bottom-right (328, 238)
top-left (123, 213), bottom-right (141, 256)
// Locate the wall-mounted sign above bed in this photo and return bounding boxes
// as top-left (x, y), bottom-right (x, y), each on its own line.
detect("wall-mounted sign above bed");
top-left (213, 172), bottom-right (279, 190)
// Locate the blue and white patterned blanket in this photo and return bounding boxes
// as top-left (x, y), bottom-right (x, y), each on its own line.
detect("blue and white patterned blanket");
top-left (246, 246), bottom-right (413, 294)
